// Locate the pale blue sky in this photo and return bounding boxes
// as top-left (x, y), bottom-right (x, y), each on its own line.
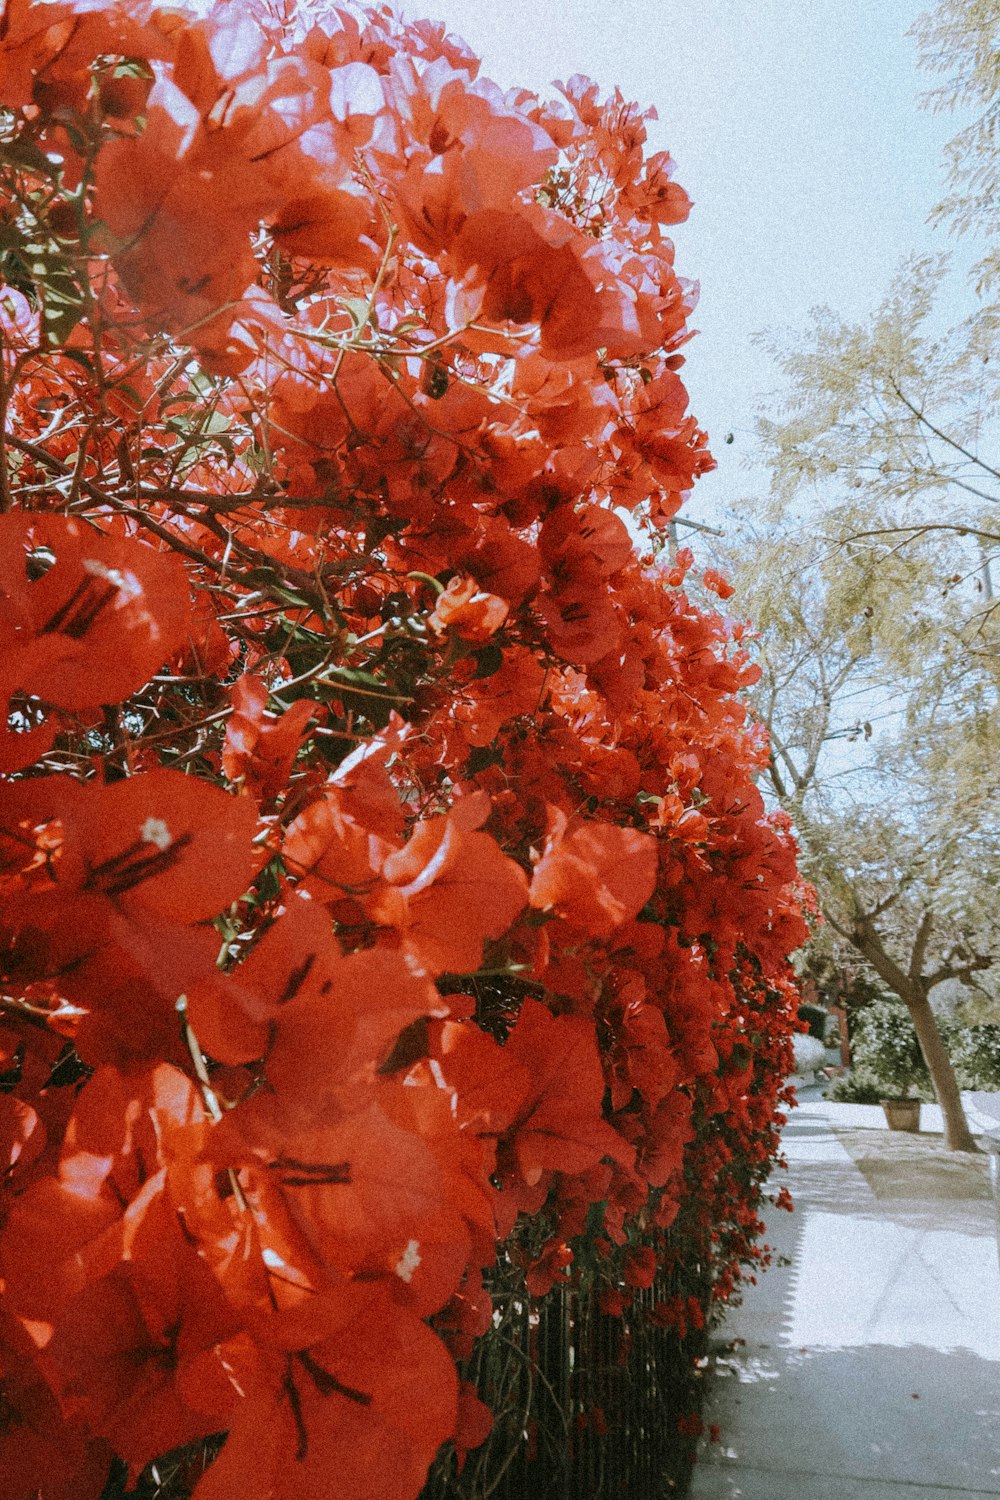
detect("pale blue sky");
top-left (403, 0), bottom-right (973, 522)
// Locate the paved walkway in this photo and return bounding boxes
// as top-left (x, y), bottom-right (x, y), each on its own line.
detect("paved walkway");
top-left (689, 1089), bottom-right (1000, 1499)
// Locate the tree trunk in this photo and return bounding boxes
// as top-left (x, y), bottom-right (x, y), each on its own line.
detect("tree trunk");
top-left (907, 987), bottom-right (980, 1153)
top-left (846, 916), bottom-right (979, 1153)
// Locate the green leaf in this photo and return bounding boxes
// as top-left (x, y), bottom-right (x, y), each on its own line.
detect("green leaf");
top-left (471, 642), bottom-right (504, 679)
top-left (466, 743), bottom-right (506, 775)
top-left (339, 295), bottom-right (374, 331)
top-left (268, 583), bottom-right (313, 609)
top-left (324, 665), bottom-right (391, 691)
top-left (523, 908), bottom-right (557, 927)
top-left (583, 1198), bottom-right (607, 1238)
top-left (0, 139), bottom-right (56, 176)
top-left (38, 264), bottom-right (85, 346)
top-left (240, 566), bottom-right (283, 587)
top-left (59, 346), bottom-right (95, 374)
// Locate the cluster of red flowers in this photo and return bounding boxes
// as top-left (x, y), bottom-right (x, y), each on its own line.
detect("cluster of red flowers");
top-left (0, 2), bottom-right (807, 1496)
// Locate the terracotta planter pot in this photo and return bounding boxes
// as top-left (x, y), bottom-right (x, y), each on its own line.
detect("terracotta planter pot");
top-left (881, 1098), bottom-right (921, 1132)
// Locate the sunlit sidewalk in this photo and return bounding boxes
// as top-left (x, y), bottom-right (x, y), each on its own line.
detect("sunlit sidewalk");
top-left (689, 1090), bottom-right (1000, 1499)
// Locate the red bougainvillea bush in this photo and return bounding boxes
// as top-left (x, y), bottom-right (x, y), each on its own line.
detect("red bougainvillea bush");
top-left (0, 2), bottom-right (808, 1495)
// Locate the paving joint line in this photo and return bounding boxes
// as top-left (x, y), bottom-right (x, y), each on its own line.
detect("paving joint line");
top-left (699, 1458), bottom-right (1000, 1495)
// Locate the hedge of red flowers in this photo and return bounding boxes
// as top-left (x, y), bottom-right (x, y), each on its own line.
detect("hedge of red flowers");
top-left (0, 3), bottom-right (807, 1496)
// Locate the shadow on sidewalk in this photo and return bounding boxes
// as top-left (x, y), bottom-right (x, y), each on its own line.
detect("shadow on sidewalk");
top-left (784, 1151), bottom-right (994, 1237)
top-left (693, 1341), bottom-right (1000, 1498)
top-left (691, 1106), bottom-right (1000, 1497)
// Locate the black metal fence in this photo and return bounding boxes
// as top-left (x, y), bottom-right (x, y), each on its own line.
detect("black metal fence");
top-left (422, 1243), bottom-right (711, 1500)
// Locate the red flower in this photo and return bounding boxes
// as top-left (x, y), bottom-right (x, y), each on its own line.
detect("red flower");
top-left (0, 770), bottom-right (260, 1063)
top-left (703, 568), bottom-right (736, 600)
top-left (499, 1000), bottom-right (634, 1187)
top-left (373, 795), bottom-right (529, 975)
top-left (0, 12), bottom-right (808, 1493)
top-left (448, 206), bottom-right (602, 359)
top-left (223, 675), bottom-right (317, 801)
top-left (0, 516), bottom-right (191, 771)
top-left (524, 1237), bottom-right (573, 1297)
top-left (187, 896), bottom-right (442, 1072)
top-left (428, 576), bottom-right (509, 641)
top-left (622, 1245), bottom-right (657, 1289)
top-left (453, 648), bottom-right (546, 748)
top-left (529, 806), bottom-right (658, 938)
top-left (190, 1285), bottom-right (458, 1500)
top-left (536, 580), bottom-right (620, 665)
top-left (452, 1380), bottom-right (493, 1472)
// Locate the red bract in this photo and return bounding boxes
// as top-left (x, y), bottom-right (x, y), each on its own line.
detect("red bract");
top-left (0, 1349), bottom-right (113, 1500)
top-left (529, 806), bottom-right (659, 938)
top-left (0, 770), bottom-right (260, 1064)
top-left (428, 577), bottom-right (509, 642)
top-left (223, 675), bottom-right (317, 801)
top-left (388, 60), bottom-right (558, 256)
top-left (0, 516), bottom-right (191, 771)
top-left (188, 895), bottom-right (445, 1075)
top-left (622, 1245), bottom-right (657, 1289)
top-left (190, 1286), bottom-right (458, 1500)
top-left (448, 207), bottom-right (603, 359)
top-left (452, 647), bottom-right (546, 748)
top-left (452, 1380), bottom-right (493, 1473)
top-left (536, 579), bottom-right (620, 665)
top-left (373, 797), bottom-right (529, 975)
top-left (498, 1000), bottom-right (634, 1188)
top-left (703, 567), bottom-right (736, 600)
top-left (524, 1236), bottom-right (573, 1297)
top-left (0, 4), bottom-right (805, 1495)
top-left (539, 503), bottom-right (633, 580)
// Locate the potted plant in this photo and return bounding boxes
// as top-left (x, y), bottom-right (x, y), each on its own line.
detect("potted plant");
top-left (851, 1000), bottom-right (931, 1131)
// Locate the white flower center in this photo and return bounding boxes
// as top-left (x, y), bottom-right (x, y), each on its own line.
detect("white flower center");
top-left (394, 1239), bottom-right (422, 1283)
top-left (83, 557), bottom-right (141, 602)
top-left (140, 817), bottom-right (173, 850)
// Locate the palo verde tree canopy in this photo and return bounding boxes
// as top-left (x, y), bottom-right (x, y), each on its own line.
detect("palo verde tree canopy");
top-left (0, 3), bottom-right (807, 1496)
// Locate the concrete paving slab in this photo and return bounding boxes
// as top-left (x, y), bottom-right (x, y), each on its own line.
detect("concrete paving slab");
top-left (690, 1092), bottom-right (1000, 1500)
top-left (692, 1465), bottom-right (1000, 1499)
top-left (695, 1340), bottom-right (1000, 1491)
top-left (835, 1128), bottom-right (993, 1201)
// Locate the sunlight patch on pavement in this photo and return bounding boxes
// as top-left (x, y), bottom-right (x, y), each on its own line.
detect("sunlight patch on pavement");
top-left (781, 1209), bottom-right (1000, 1360)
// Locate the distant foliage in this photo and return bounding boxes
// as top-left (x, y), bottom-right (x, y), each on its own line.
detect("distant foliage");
top-left (851, 1001), bottom-right (933, 1099)
top-left (825, 1066), bottom-right (885, 1106)
top-left (911, 0), bottom-right (1000, 288)
top-left (946, 1021), bottom-right (1000, 1089)
top-left (791, 1033), bottom-right (827, 1075)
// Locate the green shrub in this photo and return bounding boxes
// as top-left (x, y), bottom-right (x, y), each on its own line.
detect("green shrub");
top-left (825, 1066), bottom-right (885, 1104)
top-left (946, 1023), bottom-right (1000, 1091)
top-left (797, 1002), bottom-right (829, 1041)
top-left (851, 1000), bottom-right (932, 1099)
